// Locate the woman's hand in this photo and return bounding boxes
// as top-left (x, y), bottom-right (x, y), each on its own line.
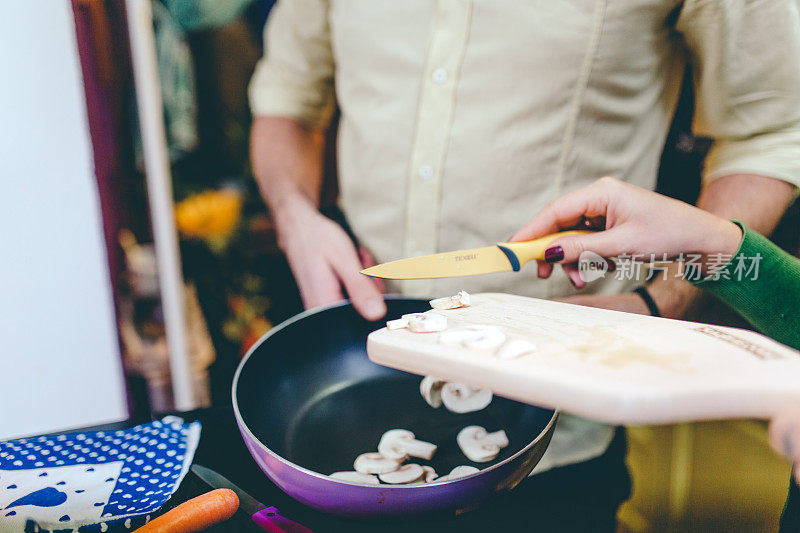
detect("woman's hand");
top-left (511, 177), bottom-right (743, 288)
top-left (770, 408), bottom-right (800, 484)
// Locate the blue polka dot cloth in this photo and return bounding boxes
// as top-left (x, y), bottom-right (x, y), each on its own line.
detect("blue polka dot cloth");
top-left (0, 416), bottom-right (200, 532)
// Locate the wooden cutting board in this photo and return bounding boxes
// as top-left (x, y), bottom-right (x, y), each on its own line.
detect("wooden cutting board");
top-left (366, 293), bottom-right (800, 425)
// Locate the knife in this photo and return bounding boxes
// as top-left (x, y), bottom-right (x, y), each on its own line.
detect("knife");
top-left (360, 230), bottom-right (591, 280)
top-left (191, 465), bottom-right (314, 533)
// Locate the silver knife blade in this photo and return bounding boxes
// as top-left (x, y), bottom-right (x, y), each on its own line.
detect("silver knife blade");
top-left (191, 464), bottom-right (265, 516)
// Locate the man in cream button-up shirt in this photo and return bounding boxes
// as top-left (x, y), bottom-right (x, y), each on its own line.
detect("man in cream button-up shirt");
top-left (249, 0), bottom-right (800, 526)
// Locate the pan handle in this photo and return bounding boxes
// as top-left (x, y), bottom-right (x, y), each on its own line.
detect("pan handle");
top-left (252, 506), bottom-right (315, 533)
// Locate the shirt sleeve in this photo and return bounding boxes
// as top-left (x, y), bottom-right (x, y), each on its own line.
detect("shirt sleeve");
top-left (248, 0), bottom-right (335, 129)
top-left (692, 222), bottom-right (800, 350)
top-left (676, 0), bottom-right (800, 189)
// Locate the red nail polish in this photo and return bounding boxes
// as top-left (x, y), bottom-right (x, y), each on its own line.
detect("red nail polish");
top-left (544, 246), bottom-right (564, 263)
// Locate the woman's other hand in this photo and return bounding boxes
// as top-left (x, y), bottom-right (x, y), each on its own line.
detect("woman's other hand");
top-left (770, 408), bottom-right (800, 484)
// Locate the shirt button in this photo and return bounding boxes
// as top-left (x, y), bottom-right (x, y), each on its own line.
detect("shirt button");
top-left (432, 68), bottom-right (448, 84)
top-left (418, 165), bottom-right (433, 180)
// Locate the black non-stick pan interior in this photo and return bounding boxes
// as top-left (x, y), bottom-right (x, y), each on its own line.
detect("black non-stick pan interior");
top-left (236, 298), bottom-right (554, 477)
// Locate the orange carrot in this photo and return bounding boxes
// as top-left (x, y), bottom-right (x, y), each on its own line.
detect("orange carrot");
top-left (133, 488), bottom-right (239, 533)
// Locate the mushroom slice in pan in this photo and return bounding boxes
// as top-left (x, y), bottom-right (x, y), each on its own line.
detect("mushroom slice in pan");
top-left (378, 463), bottom-right (425, 484)
top-left (353, 452), bottom-right (403, 474)
top-left (406, 312), bottom-right (448, 333)
top-left (378, 429), bottom-right (437, 461)
top-left (419, 376), bottom-right (446, 408)
top-left (457, 426), bottom-right (509, 462)
top-left (329, 471), bottom-right (380, 485)
top-left (496, 339), bottom-right (537, 360)
top-left (441, 382), bottom-right (493, 413)
top-left (422, 466), bottom-right (438, 483)
top-left (439, 465), bottom-right (480, 481)
top-left (429, 290), bottom-right (471, 310)
top-left (409, 466), bottom-right (439, 485)
top-left (439, 324), bottom-right (505, 351)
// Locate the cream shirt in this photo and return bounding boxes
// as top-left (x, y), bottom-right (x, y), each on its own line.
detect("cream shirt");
top-left (250, 0), bottom-right (800, 471)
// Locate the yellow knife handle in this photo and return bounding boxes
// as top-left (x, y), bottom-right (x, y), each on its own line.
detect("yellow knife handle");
top-left (495, 230), bottom-right (593, 271)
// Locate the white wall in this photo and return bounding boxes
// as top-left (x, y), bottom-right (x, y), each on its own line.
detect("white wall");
top-left (0, 1), bottom-right (128, 438)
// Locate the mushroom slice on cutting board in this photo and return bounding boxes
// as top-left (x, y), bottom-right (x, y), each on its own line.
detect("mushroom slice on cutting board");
top-left (457, 426), bottom-right (509, 462)
top-left (441, 383), bottom-right (493, 413)
top-left (378, 429), bottom-right (437, 461)
top-left (353, 452), bottom-right (403, 474)
top-left (439, 465), bottom-right (480, 481)
top-left (429, 290), bottom-right (471, 310)
top-left (406, 313), bottom-right (448, 333)
top-left (439, 324), bottom-right (505, 351)
top-left (496, 339), bottom-right (537, 360)
top-left (378, 464), bottom-right (425, 484)
top-left (419, 376), bottom-right (447, 408)
top-left (329, 471), bottom-right (380, 485)
top-left (386, 317), bottom-right (410, 330)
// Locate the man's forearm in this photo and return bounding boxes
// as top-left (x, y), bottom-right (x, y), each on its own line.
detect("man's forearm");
top-left (648, 174), bottom-right (796, 318)
top-left (250, 116), bottom-right (327, 243)
top-left (695, 174), bottom-right (795, 234)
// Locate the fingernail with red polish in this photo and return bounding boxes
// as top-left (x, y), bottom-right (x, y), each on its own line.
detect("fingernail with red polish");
top-left (607, 259), bottom-right (616, 272)
top-left (544, 246), bottom-right (564, 263)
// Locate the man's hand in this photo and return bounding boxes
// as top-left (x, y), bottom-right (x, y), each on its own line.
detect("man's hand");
top-left (251, 116), bottom-right (387, 321)
top-left (277, 197), bottom-right (387, 321)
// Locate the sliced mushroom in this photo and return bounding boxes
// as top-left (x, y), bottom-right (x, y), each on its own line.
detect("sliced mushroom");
top-left (438, 327), bottom-right (478, 345)
top-left (353, 452), bottom-right (402, 474)
top-left (439, 324), bottom-right (505, 350)
top-left (422, 465), bottom-right (438, 482)
top-left (419, 376), bottom-right (446, 408)
top-left (456, 426), bottom-right (509, 462)
top-left (496, 339), bottom-right (537, 360)
top-left (409, 466), bottom-right (439, 485)
top-left (406, 313), bottom-right (448, 333)
top-left (330, 471), bottom-right (380, 485)
top-left (378, 429), bottom-right (437, 461)
top-left (439, 465), bottom-right (480, 481)
top-left (463, 327), bottom-right (505, 351)
top-left (378, 463), bottom-right (425, 484)
top-left (441, 383), bottom-right (493, 413)
top-left (386, 317), bottom-right (410, 330)
top-left (429, 290), bottom-right (471, 310)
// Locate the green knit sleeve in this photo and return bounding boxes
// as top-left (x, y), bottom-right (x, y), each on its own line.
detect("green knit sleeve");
top-left (691, 223), bottom-right (800, 350)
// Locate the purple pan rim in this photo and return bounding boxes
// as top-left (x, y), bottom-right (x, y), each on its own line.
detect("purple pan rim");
top-left (231, 296), bottom-right (559, 488)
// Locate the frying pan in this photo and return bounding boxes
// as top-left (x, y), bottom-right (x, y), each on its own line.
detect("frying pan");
top-left (232, 297), bottom-right (558, 518)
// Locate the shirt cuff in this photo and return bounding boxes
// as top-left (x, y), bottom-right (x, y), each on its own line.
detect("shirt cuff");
top-left (248, 61), bottom-right (335, 129)
top-left (703, 130), bottom-right (800, 196)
